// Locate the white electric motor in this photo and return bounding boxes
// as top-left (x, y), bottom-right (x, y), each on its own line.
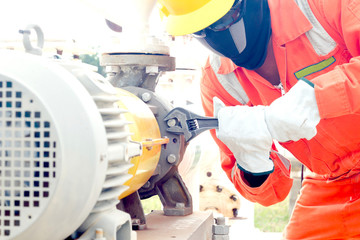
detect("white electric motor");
top-left (0, 50), bottom-right (138, 240)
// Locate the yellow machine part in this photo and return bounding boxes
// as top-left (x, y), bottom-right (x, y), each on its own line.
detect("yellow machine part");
top-left (116, 88), bottom-right (163, 199)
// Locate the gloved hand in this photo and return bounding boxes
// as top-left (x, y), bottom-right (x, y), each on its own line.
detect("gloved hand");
top-left (214, 79), bottom-right (320, 175)
top-left (214, 97), bottom-right (274, 175)
top-left (265, 79), bottom-right (320, 142)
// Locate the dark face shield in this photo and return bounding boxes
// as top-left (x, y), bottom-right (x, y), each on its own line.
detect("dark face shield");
top-left (192, 0), bottom-right (271, 70)
top-left (194, 19), bottom-right (247, 59)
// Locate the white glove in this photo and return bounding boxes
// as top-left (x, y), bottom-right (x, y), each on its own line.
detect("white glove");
top-left (214, 97), bottom-right (274, 175)
top-left (213, 79), bottom-right (320, 175)
top-left (265, 79), bottom-right (320, 142)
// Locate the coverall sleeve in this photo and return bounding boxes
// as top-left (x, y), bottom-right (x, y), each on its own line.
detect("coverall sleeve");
top-left (309, 0), bottom-right (360, 119)
top-left (200, 61), bottom-right (293, 206)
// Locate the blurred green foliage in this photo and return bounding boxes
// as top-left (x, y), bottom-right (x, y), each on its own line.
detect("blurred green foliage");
top-left (141, 195), bottom-right (163, 215)
top-left (79, 52), bottom-right (106, 77)
top-left (254, 198), bottom-right (290, 232)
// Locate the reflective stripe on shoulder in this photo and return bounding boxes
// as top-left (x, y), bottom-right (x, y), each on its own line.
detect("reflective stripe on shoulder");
top-left (295, 0), bottom-right (337, 56)
top-left (209, 54), bottom-right (249, 105)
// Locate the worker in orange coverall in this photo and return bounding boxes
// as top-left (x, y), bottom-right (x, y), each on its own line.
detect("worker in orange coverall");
top-left (158, 0), bottom-right (360, 239)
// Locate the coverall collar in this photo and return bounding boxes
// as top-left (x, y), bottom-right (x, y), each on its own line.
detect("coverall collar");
top-left (217, 0), bottom-right (312, 75)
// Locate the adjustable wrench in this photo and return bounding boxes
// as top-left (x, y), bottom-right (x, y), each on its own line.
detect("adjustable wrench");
top-left (163, 107), bottom-right (218, 142)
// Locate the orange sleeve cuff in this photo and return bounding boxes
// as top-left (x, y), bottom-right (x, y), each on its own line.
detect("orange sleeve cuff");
top-left (232, 153), bottom-right (294, 207)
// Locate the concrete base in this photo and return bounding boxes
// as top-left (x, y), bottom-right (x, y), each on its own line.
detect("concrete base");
top-left (229, 218), bottom-right (283, 240)
top-left (136, 210), bottom-right (214, 240)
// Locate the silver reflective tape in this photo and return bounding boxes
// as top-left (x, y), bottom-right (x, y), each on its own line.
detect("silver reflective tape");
top-left (295, 0), bottom-right (337, 56)
top-left (209, 54), bottom-right (249, 104)
top-left (229, 19), bottom-right (247, 54)
top-left (271, 150), bottom-right (291, 171)
top-left (231, 165), bottom-right (237, 181)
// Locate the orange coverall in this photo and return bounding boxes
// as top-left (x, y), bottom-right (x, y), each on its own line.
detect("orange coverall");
top-left (200, 0), bottom-right (360, 239)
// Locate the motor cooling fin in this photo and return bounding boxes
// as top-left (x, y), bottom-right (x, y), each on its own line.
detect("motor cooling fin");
top-left (0, 50), bottom-right (136, 240)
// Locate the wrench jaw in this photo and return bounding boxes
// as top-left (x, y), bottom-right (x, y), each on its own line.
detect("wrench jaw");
top-left (166, 125), bottom-right (194, 142)
top-left (164, 107), bottom-right (219, 143)
top-left (163, 108), bottom-right (194, 142)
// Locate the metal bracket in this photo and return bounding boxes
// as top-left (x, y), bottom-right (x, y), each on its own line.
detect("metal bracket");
top-left (156, 170), bottom-right (193, 216)
top-left (117, 191), bottom-right (147, 230)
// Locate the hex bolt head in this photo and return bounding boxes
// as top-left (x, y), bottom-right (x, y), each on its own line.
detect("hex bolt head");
top-left (175, 202), bottom-right (185, 208)
top-left (141, 92), bottom-right (152, 102)
top-left (167, 154), bottom-right (177, 164)
top-left (143, 181), bottom-right (151, 189)
top-left (212, 225), bottom-right (230, 237)
top-left (166, 118), bottom-right (177, 127)
top-left (216, 217), bottom-right (226, 226)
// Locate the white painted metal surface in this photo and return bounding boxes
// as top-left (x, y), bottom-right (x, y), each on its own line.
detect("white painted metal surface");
top-left (0, 50), bottom-right (135, 239)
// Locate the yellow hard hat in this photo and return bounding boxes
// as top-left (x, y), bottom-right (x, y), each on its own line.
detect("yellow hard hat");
top-left (158, 0), bottom-right (235, 36)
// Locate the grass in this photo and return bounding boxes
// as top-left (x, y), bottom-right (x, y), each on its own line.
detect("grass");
top-left (254, 198), bottom-right (290, 232)
top-left (141, 195), bottom-right (163, 214)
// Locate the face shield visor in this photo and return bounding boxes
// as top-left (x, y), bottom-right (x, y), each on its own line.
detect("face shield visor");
top-left (192, 0), bottom-right (271, 70)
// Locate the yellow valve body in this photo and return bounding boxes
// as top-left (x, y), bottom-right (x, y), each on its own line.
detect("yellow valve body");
top-left (116, 88), bottom-right (161, 199)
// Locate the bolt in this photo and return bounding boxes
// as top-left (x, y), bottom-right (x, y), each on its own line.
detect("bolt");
top-left (216, 217), bottom-right (226, 226)
top-left (141, 92), bottom-right (152, 102)
top-left (167, 154), bottom-right (177, 164)
top-left (132, 218), bottom-right (141, 225)
top-left (143, 181), bottom-right (151, 189)
top-left (175, 202), bottom-right (185, 208)
top-left (105, 65), bottom-right (120, 74)
top-left (166, 118), bottom-right (177, 127)
top-left (146, 66), bottom-right (159, 75)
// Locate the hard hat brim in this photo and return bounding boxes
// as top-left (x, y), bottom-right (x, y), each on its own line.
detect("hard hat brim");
top-left (166, 0), bottom-right (236, 36)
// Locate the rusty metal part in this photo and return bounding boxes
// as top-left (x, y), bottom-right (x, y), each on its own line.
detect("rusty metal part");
top-left (102, 54), bottom-right (175, 91)
top-left (117, 191), bottom-right (146, 230)
top-left (101, 54), bottom-right (175, 69)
